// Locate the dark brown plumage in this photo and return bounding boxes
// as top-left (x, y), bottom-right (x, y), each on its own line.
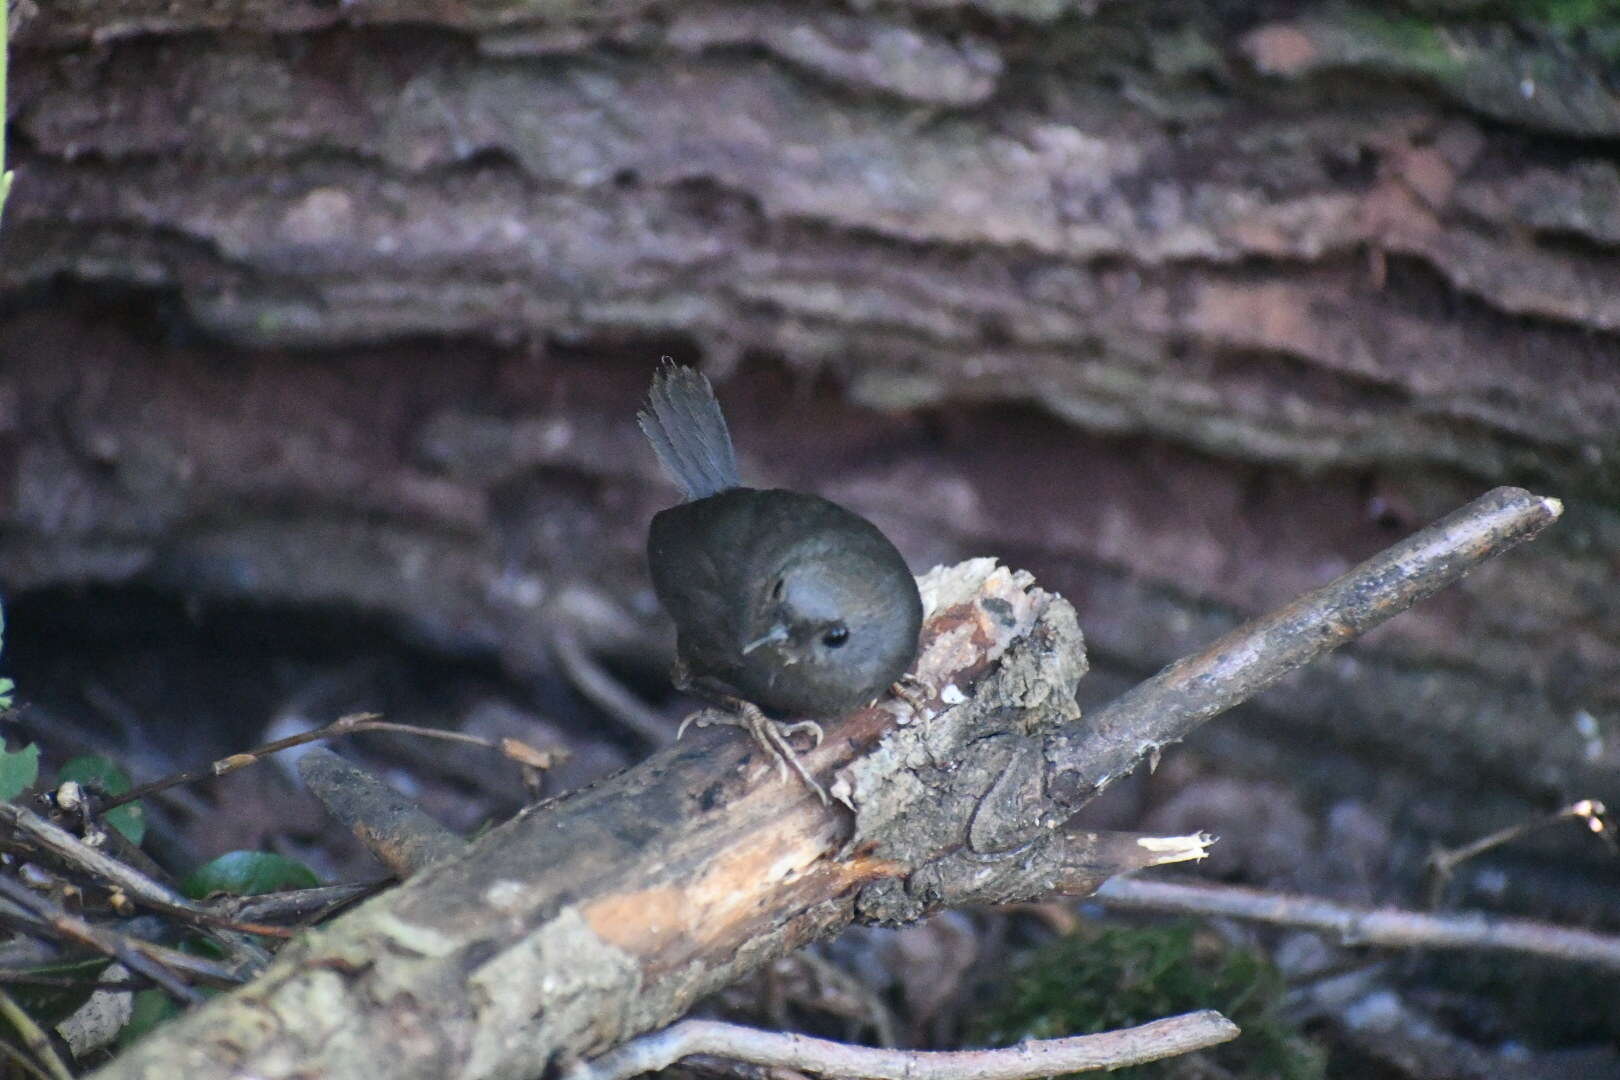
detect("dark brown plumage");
top-left (639, 362), bottom-right (922, 797)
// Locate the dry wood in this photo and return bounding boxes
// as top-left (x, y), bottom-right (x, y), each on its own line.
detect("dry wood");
top-left (210, 883), bottom-right (379, 927)
top-left (297, 748), bottom-right (467, 880)
top-left (1095, 876), bottom-right (1620, 971)
top-left (568, 1012), bottom-right (1240, 1080)
top-left (0, 876), bottom-right (201, 1005)
top-left (87, 487), bottom-right (1558, 1080)
top-left (0, 803), bottom-right (282, 951)
top-left (0, 803), bottom-right (210, 918)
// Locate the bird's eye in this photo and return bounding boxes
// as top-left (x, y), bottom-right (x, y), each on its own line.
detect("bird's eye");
top-left (822, 625), bottom-right (849, 648)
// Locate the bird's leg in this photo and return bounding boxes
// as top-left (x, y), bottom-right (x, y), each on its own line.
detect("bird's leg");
top-left (671, 662), bottom-right (829, 803)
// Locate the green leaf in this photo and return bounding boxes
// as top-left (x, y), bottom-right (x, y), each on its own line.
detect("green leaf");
top-left (58, 755), bottom-right (147, 845)
top-left (117, 988), bottom-right (184, 1048)
top-left (0, 676), bottom-right (13, 711)
top-left (180, 851), bottom-right (319, 900)
top-left (0, 740), bottom-right (39, 801)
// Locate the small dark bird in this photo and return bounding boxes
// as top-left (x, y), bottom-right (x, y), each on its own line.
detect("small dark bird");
top-left (640, 361), bottom-right (923, 799)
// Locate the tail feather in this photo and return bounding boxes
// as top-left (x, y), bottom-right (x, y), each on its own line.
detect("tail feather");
top-left (638, 360), bottom-right (741, 500)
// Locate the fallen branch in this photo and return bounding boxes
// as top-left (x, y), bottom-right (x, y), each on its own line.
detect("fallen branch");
top-left (0, 803), bottom-right (283, 957)
top-left (569, 1013), bottom-right (1239, 1080)
top-left (1045, 486), bottom-right (1564, 804)
top-left (1095, 875), bottom-right (1620, 971)
top-left (0, 876), bottom-right (201, 1004)
top-left (0, 912), bottom-right (243, 992)
top-left (0, 802), bottom-right (221, 921)
top-left (291, 750), bottom-right (1226, 1074)
top-left (87, 487), bottom-right (1561, 1080)
top-left (297, 748), bottom-right (466, 878)
top-left (210, 882), bottom-right (379, 927)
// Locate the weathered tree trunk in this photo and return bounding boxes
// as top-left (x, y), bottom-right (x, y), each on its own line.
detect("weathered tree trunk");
top-left (3, 0), bottom-right (1618, 1003)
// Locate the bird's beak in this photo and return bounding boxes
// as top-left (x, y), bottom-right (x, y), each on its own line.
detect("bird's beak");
top-left (742, 624), bottom-right (791, 655)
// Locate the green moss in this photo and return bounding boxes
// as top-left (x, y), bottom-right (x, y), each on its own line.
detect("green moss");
top-left (1511, 0), bottom-right (1620, 30)
top-left (1341, 10), bottom-right (1471, 76)
top-left (973, 922), bottom-right (1324, 1080)
top-left (1393, 1), bottom-right (1620, 57)
top-left (1513, 0), bottom-right (1620, 57)
top-left (1391, 0), bottom-right (1620, 28)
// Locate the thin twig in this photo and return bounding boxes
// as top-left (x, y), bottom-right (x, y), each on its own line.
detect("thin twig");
top-left (0, 912), bottom-right (243, 990)
top-left (549, 624), bottom-right (670, 749)
top-left (134, 900), bottom-right (289, 940)
top-left (1059, 487), bottom-right (1563, 793)
top-left (797, 950), bottom-right (901, 1049)
top-left (97, 712), bottom-right (375, 809)
top-left (100, 712), bottom-right (561, 812)
top-left (210, 882), bottom-right (380, 927)
top-left (566, 1013), bottom-right (1239, 1080)
top-left (1425, 798), bottom-right (1610, 907)
top-left (0, 877), bottom-right (202, 1004)
top-left (0, 987), bottom-right (73, 1080)
top-left (0, 802), bottom-right (288, 942)
top-left (0, 972), bottom-right (146, 992)
top-left (1094, 876), bottom-right (1620, 971)
top-left (99, 941), bottom-right (243, 991)
top-left (54, 793), bottom-right (177, 890)
top-left (0, 803), bottom-right (196, 916)
top-left (0, 1037), bottom-right (56, 1080)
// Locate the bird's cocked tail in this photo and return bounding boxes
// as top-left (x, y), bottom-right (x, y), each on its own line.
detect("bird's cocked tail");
top-left (638, 360), bottom-right (742, 501)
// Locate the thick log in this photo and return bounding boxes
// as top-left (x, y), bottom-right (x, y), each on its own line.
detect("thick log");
top-left (90, 561), bottom-right (1112, 1079)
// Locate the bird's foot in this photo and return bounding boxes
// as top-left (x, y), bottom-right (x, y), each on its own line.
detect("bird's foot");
top-left (676, 702), bottom-right (828, 804)
top-left (880, 671), bottom-right (933, 716)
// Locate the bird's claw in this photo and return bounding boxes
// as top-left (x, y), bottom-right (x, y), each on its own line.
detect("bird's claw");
top-left (675, 710), bottom-right (710, 741)
top-left (774, 718), bottom-right (825, 748)
top-left (889, 671), bottom-right (932, 715)
top-left (675, 703), bottom-right (828, 803)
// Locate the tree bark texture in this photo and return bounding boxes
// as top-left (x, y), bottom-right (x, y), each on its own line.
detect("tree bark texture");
top-left (3, 0), bottom-right (1618, 927)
